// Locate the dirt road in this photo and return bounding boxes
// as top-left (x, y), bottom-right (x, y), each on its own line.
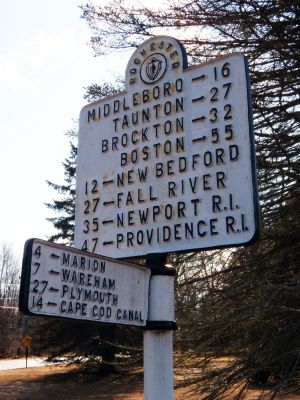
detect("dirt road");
top-left (0, 362), bottom-right (299, 399)
top-left (0, 364), bottom-right (194, 400)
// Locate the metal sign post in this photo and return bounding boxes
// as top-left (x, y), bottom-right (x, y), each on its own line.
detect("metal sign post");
top-left (21, 336), bottom-right (32, 368)
top-left (144, 254), bottom-right (176, 400)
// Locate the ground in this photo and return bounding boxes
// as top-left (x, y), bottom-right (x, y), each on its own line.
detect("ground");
top-left (0, 362), bottom-right (195, 400)
top-left (0, 361), bottom-right (299, 399)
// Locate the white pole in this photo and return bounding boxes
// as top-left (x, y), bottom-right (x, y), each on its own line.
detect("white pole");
top-left (144, 273), bottom-right (175, 400)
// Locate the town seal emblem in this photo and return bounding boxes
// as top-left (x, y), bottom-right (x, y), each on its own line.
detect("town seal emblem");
top-left (140, 53), bottom-right (167, 84)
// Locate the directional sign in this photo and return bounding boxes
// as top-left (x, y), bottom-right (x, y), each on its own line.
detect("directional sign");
top-left (19, 239), bottom-right (150, 326)
top-left (75, 36), bottom-right (259, 258)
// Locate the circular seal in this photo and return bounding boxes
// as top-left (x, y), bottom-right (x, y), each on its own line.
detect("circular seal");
top-left (140, 53), bottom-right (167, 84)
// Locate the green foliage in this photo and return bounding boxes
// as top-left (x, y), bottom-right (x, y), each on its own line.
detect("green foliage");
top-left (35, 318), bottom-right (143, 372)
top-left (45, 135), bottom-right (77, 245)
top-left (175, 199), bottom-right (300, 397)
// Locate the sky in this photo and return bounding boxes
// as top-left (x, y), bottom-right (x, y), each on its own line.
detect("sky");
top-left (0, 0), bottom-right (133, 259)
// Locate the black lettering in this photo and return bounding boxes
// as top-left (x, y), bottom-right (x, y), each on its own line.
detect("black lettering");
top-left (241, 214), bottom-right (248, 231)
top-left (168, 181), bottom-right (176, 197)
top-left (133, 93), bottom-right (139, 106)
top-left (176, 117), bottom-right (184, 132)
top-left (132, 111), bottom-right (138, 125)
top-left (192, 154), bottom-right (200, 170)
top-left (178, 202), bottom-right (186, 217)
top-left (139, 209), bottom-right (149, 224)
top-left (224, 104), bottom-right (232, 120)
top-left (212, 195), bottom-right (222, 212)
top-left (128, 170), bottom-right (134, 184)
top-left (112, 136), bottom-right (118, 150)
top-left (156, 162), bottom-right (164, 177)
top-left (104, 103), bottom-right (110, 116)
top-left (131, 149), bottom-right (138, 163)
top-left (153, 86), bottom-right (160, 99)
top-left (152, 205), bottom-right (161, 221)
top-left (210, 87), bottom-right (219, 102)
top-left (197, 221), bottom-right (207, 237)
top-left (203, 174), bottom-right (212, 190)
top-left (164, 101), bottom-right (172, 115)
top-left (164, 120), bottom-right (172, 135)
top-left (176, 78), bottom-right (183, 92)
top-left (143, 89), bottom-right (150, 103)
top-left (164, 82), bottom-right (171, 96)
top-left (113, 118), bottom-right (119, 131)
top-left (142, 146), bottom-right (150, 161)
top-left (102, 140), bottom-right (109, 153)
top-left (229, 145), bottom-right (239, 161)
top-left (149, 186), bottom-right (157, 201)
top-left (113, 100), bottom-right (120, 113)
top-left (226, 216), bottom-right (236, 233)
top-left (92, 305), bottom-right (97, 316)
top-left (204, 151), bottom-right (213, 167)
top-left (216, 148), bottom-right (225, 164)
top-left (88, 109), bottom-right (96, 123)
top-left (164, 141), bottom-right (172, 154)
top-left (62, 253), bottom-right (70, 265)
top-left (62, 269), bottom-right (70, 281)
top-left (216, 171), bottom-right (226, 188)
top-left (176, 137), bottom-right (184, 152)
top-left (191, 198), bottom-right (201, 216)
top-left (117, 233), bottom-right (124, 247)
top-left (137, 231), bottom-right (144, 245)
top-left (165, 204), bottom-right (173, 219)
top-left (141, 127), bottom-right (149, 141)
top-left (210, 218), bottom-right (218, 235)
top-left (223, 82), bottom-right (232, 99)
top-left (163, 226), bottom-right (171, 241)
top-left (60, 301), bottom-right (66, 313)
top-left (175, 97), bottom-right (184, 112)
top-left (120, 153), bottom-right (128, 166)
top-left (138, 167), bottom-right (148, 182)
top-left (128, 210), bottom-right (134, 225)
top-left (179, 157), bottom-right (187, 172)
top-left (174, 224), bottom-right (181, 240)
top-left (167, 160), bottom-right (175, 175)
top-left (122, 115), bottom-right (129, 129)
top-left (127, 232), bottom-right (134, 246)
top-left (137, 189), bottom-right (145, 203)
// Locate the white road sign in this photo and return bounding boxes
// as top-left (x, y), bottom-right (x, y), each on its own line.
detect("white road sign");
top-left (75, 36), bottom-right (259, 258)
top-left (19, 239), bottom-right (150, 326)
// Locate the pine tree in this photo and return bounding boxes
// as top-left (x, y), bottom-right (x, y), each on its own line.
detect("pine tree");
top-left (45, 130), bottom-right (77, 245)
